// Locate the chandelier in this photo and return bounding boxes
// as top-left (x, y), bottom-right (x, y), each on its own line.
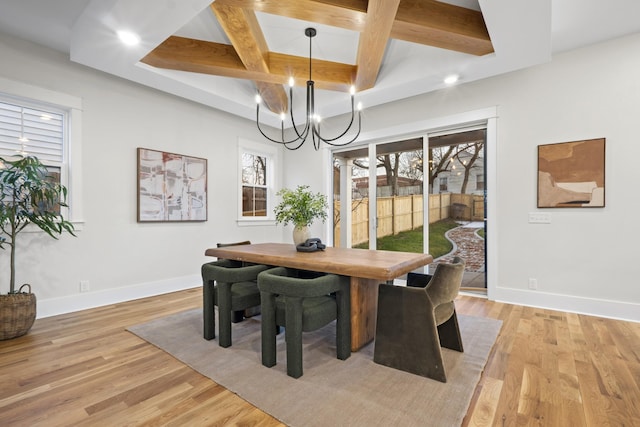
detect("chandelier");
top-left (255, 28), bottom-right (362, 151)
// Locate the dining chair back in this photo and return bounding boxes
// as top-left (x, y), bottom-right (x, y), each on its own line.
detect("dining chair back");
top-left (258, 267), bottom-right (351, 378)
top-left (373, 257), bottom-right (465, 382)
top-left (201, 241), bottom-right (269, 347)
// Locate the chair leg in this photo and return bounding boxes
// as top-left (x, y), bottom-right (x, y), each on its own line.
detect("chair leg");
top-left (424, 341), bottom-right (447, 383)
top-left (244, 306), bottom-right (261, 318)
top-left (285, 297), bottom-right (304, 379)
top-left (203, 280), bottom-right (216, 340)
top-left (217, 282), bottom-right (232, 348)
top-left (261, 292), bottom-right (277, 368)
top-left (438, 310), bottom-right (464, 352)
top-left (335, 287), bottom-right (351, 361)
top-left (231, 310), bottom-right (244, 323)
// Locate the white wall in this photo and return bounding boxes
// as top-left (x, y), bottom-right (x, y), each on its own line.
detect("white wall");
top-left (280, 139), bottom-right (331, 240)
top-left (0, 34), bottom-right (284, 317)
top-left (288, 33), bottom-right (640, 322)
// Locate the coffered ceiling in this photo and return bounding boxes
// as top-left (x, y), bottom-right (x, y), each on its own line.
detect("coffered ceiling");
top-left (141, 0), bottom-right (493, 117)
top-left (1, 1), bottom-right (640, 128)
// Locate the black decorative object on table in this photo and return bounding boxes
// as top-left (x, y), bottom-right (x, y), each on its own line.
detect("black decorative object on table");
top-left (296, 238), bottom-right (326, 252)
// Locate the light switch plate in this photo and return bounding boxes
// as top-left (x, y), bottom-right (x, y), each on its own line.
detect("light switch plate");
top-left (529, 212), bottom-right (551, 224)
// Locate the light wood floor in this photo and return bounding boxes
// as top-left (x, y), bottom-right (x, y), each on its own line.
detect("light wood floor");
top-left (1, 288), bottom-right (638, 426)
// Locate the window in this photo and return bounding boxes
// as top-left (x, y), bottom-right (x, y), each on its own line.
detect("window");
top-left (0, 100), bottom-right (65, 164)
top-left (439, 176), bottom-right (448, 192)
top-left (242, 152), bottom-right (267, 217)
top-left (237, 139), bottom-right (279, 224)
top-left (0, 99), bottom-right (67, 214)
top-left (0, 78), bottom-right (83, 224)
top-left (476, 173), bottom-right (485, 191)
top-left (0, 99), bottom-right (66, 211)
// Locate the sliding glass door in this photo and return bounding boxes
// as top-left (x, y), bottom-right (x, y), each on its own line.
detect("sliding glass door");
top-left (332, 128), bottom-right (487, 291)
top-left (332, 138), bottom-right (424, 253)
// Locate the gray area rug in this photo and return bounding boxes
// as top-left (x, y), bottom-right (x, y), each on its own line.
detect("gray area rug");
top-left (128, 309), bottom-right (502, 427)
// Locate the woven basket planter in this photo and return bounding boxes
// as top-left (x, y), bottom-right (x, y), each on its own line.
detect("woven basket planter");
top-left (0, 284), bottom-right (36, 340)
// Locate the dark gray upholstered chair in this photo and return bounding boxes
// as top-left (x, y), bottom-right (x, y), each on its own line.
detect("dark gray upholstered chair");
top-left (218, 241), bottom-right (256, 323)
top-left (258, 267), bottom-right (351, 378)
top-left (373, 256), bottom-right (465, 382)
top-left (201, 241), bottom-right (269, 347)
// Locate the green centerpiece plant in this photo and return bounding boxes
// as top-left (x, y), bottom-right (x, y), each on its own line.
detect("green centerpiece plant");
top-left (0, 155), bottom-right (76, 339)
top-left (274, 185), bottom-right (328, 244)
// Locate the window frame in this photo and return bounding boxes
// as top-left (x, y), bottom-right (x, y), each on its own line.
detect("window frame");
top-left (0, 77), bottom-right (83, 227)
top-left (241, 152), bottom-right (268, 218)
top-left (237, 138), bottom-right (278, 226)
top-left (439, 176), bottom-right (449, 192)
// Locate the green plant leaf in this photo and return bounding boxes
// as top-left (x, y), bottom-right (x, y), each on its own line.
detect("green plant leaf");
top-left (274, 185), bottom-right (328, 227)
top-left (0, 155), bottom-right (76, 293)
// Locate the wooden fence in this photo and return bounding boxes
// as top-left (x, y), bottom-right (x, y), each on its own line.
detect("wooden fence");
top-left (334, 193), bottom-right (484, 246)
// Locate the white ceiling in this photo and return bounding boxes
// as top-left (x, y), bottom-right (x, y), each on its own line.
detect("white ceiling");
top-left (1, 0), bottom-right (640, 127)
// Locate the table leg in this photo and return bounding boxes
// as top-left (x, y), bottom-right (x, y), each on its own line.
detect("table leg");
top-left (350, 276), bottom-right (380, 351)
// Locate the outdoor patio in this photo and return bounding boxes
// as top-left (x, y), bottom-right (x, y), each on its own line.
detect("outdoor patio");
top-left (405, 221), bottom-right (486, 290)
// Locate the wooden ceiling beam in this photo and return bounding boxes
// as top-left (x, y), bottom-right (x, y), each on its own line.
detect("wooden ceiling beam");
top-left (215, 0), bottom-right (492, 55)
top-left (141, 36), bottom-right (246, 73)
top-left (140, 36), bottom-right (355, 91)
top-left (141, 0), bottom-right (493, 108)
top-left (268, 52), bottom-right (356, 92)
top-left (214, 0), bottom-right (369, 32)
top-left (393, 0), bottom-right (494, 56)
top-left (210, 3), bottom-right (287, 114)
top-left (354, 0), bottom-right (401, 91)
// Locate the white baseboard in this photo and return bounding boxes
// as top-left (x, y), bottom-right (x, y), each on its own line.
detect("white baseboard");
top-left (37, 275), bottom-right (201, 319)
top-left (491, 286), bottom-right (640, 323)
top-left (36, 276), bottom-right (640, 324)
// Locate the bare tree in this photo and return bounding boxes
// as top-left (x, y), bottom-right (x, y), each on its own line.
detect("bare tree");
top-left (353, 153), bottom-right (401, 195)
top-left (241, 153), bottom-right (266, 185)
top-left (452, 142), bottom-right (484, 194)
top-left (428, 145), bottom-right (456, 190)
top-left (399, 151), bottom-right (424, 185)
top-left (382, 153), bottom-right (400, 195)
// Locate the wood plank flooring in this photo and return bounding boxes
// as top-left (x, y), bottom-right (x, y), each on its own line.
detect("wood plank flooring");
top-left (0, 288), bottom-right (638, 426)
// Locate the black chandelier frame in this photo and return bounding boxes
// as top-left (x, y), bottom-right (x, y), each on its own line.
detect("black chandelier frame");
top-left (256, 28), bottom-right (362, 151)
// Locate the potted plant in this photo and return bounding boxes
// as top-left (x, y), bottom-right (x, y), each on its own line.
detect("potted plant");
top-left (274, 185), bottom-right (328, 245)
top-left (0, 155), bottom-right (75, 340)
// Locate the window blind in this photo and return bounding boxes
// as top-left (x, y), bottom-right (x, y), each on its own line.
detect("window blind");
top-left (0, 100), bottom-right (64, 163)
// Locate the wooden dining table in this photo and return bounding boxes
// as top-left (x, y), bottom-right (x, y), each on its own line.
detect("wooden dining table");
top-left (205, 242), bottom-right (433, 351)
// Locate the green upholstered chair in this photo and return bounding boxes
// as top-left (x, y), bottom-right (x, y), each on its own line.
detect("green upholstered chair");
top-left (201, 241), bottom-right (269, 347)
top-left (373, 256), bottom-right (465, 382)
top-left (258, 267), bottom-right (351, 379)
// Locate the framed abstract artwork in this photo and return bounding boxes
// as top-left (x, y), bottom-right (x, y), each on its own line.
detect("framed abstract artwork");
top-left (537, 138), bottom-right (605, 208)
top-left (137, 148), bottom-right (207, 222)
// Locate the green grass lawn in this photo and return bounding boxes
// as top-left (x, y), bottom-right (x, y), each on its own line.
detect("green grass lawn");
top-left (355, 218), bottom-right (460, 258)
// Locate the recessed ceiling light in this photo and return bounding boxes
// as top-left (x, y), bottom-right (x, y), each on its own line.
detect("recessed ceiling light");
top-left (117, 30), bottom-right (140, 46)
top-left (444, 74), bottom-right (459, 85)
